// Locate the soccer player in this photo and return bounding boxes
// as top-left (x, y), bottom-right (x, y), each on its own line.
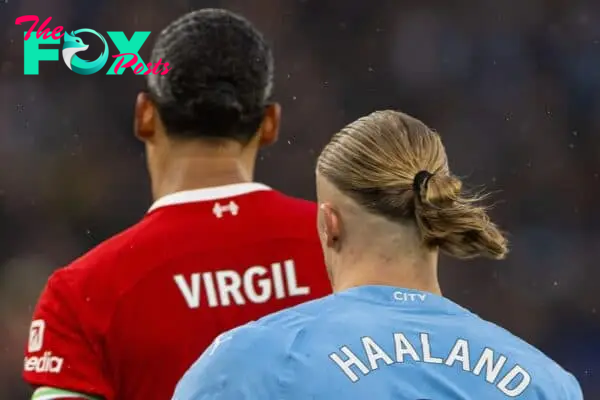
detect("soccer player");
top-left (173, 110), bottom-right (583, 399)
top-left (22, 9), bottom-right (331, 400)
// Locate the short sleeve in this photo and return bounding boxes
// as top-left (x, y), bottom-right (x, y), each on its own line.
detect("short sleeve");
top-left (172, 325), bottom-right (286, 400)
top-left (23, 271), bottom-right (113, 399)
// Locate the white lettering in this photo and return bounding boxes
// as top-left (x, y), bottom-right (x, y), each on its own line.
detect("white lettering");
top-left (174, 273), bottom-right (201, 308)
top-left (23, 352), bottom-right (64, 374)
top-left (420, 333), bottom-right (443, 364)
top-left (393, 291), bottom-right (427, 302)
top-left (271, 262), bottom-right (286, 299)
top-left (393, 333), bottom-right (420, 362)
top-left (216, 270), bottom-right (245, 306)
top-left (244, 266), bottom-right (271, 303)
top-left (284, 260), bottom-right (310, 296)
top-left (497, 365), bottom-right (531, 397)
top-left (330, 333), bottom-right (532, 395)
top-left (329, 346), bottom-right (370, 382)
top-left (445, 338), bottom-right (471, 371)
top-left (472, 347), bottom-right (507, 383)
top-left (203, 272), bottom-right (219, 307)
top-left (174, 259), bottom-right (311, 308)
top-left (361, 336), bottom-right (394, 370)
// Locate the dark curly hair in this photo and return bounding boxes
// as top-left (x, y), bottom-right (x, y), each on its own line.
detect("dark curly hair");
top-left (146, 9), bottom-right (274, 142)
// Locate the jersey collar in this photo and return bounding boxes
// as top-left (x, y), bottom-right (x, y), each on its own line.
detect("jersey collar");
top-left (148, 182), bottom-right (271, 213)
top-left (337, 285), bottom-right (471, 316)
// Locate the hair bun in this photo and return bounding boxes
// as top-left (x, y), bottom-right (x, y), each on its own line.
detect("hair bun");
top-left (317, 109), bottom-right (509, 260)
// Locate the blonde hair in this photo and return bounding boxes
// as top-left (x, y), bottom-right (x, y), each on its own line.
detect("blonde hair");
top-left (317, 110), bottom-right (508, 260)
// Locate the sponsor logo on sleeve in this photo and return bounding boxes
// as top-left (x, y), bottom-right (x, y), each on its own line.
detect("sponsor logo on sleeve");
top-left (24, 319), bottom-right (64, 374)
top-left (28, 319), bottom-right (45, 352)
top-left (24, 351), bottom-right (64, 373)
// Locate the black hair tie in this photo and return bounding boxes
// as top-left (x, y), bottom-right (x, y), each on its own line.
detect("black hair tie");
top-left (413, 170), bottom-right (433, 194)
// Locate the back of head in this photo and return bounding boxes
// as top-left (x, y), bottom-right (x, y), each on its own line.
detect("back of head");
top-left (316, 110), bottom-right (508, 260)
top-left (146, 9), bottom-right (273, 142)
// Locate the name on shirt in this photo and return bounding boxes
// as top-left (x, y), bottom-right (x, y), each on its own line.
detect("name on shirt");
top-left (173, 259), bottom-right (310, 308)
top-left (329, 333), bottom-right (531, 397)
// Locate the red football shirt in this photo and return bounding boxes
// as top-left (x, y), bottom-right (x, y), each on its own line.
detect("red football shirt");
top-left (23, 183), bottom-right (331, 400)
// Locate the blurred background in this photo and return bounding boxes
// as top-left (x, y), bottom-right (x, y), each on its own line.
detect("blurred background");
top-left (1, 0), bottom-right (599, 398)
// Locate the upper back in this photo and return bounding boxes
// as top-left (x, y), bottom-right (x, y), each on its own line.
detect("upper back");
top-left (58, 183), bottom-right (331, 399)
top-left (254, 286), bottom-right (582, 400)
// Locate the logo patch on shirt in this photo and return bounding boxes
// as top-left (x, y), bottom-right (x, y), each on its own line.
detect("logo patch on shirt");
top-left (28, 319), bottom-right (45, 352)
top-left (24, 351), bottom-right (64, 374)
top-left (393, 291), bottom-right (427, 302)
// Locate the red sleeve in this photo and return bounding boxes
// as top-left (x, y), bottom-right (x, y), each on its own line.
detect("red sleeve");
top-left (23, 270), bottom-right (114, 399)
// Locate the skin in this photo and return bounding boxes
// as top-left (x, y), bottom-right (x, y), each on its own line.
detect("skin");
top-left (134, 92), bottom-right (281, 201)
top-left (315, 173), bottom-right (442, 295)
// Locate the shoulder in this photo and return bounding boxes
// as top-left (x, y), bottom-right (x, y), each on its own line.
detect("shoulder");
top-left (256, 293), bottom-right (337, 329)
top-left (274, 192), bottom-right (317, 211)
top-left (477, 318), bottom-right (555, 363)
top-left (211, 322), bottom-right (286, 358)
top-left (265, 191), bottom-right (317, 220)
top-left (212, 295), bottom-right (336, 352)
top-left (230, 294), bottom-right (339, 345)
top-left (246, 190), bottom-right (319, 243)
top-left (558, 372), bottom-right (584, 399)
top-left (232, 294), bottom-right (340, 353)
top-left (176, 298), bottom-right (336, 399)
top-left (63, 217), bottom-right (152, 275)
top-left (192, 323), bottom-right (284, 370)
top-left (54, 215), bottom-right (159, 296)
top-left (179, 295), bottom-right (338, 386)
top-left (174, 323), bottom-right (289, 399)
top-left (478, 318), bottom-right (558, 363)
top-left (40, 218), bottom-right (155, 322)
top-left (473, 317), bottom-right (582, 395)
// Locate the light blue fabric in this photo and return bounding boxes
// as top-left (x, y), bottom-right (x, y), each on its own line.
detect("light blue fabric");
top-left (174, 285), bottom-right (583, 399)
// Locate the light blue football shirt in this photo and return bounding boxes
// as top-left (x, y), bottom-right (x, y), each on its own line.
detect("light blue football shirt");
top-left (173, 286), bottom-right (583, 399)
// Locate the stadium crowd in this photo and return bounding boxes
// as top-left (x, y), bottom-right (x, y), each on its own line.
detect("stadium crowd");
top-left (1, 0), bottom-right (599, 397)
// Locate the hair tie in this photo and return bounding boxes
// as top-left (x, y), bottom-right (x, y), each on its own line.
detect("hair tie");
top-left (413, 170), bottom-right (433, 193)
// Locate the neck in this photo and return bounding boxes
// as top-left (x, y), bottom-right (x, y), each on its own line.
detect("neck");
top-left (151, 140), bottom-right (257, 200)
top-left (332, 256), bottom-right (442, 296)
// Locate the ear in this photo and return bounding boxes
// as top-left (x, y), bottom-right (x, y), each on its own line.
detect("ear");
top-left (257, 103), bottom-right (281, 146)
top-left (319, 202), bottom-right (342, 250)
top-left (134, 92), bottom-right (156, 142)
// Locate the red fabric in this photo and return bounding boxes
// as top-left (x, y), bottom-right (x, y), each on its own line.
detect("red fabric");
top-left (23, 190), bottom-right (331, 400)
